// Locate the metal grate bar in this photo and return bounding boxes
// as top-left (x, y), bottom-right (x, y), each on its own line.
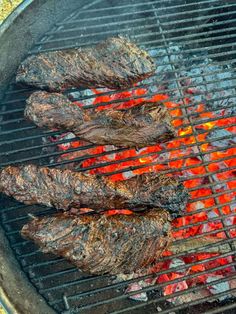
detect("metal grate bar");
top-left (115, 288), bottom-right (236, 314)
top-left (62, 0), bottom-right (104, 23)
top-left (38, 237), bottom-right (235, 293)
top-left (113, 285), bottom-right (236, 314)
top-left (0, 108), bottom-right (24, 116)
top-left (71, 0), bottom-right (222, 15)
top-left (4, 49), bottom-right (236, 101)
top-left (1, 1), bottom-right (236, 313)
top-left (93, 162), bottom-right (236, 180)
top-left (198, 64), bottom-right (236, 249)
top-left (38, 273), bottom-right (109, 290)
top-left (184, 189), bottom-right (236, 208)
top-left (13, 220), bottom-right (233, 256)
top-left (1, 132), bottom-right (235, 171)
top-left (0, 130), bottom-right (63, 146)
top-left (57, 3), bottom-right (235, 25)
top-left (1, 118), bottom-right (235, 158)
top-left (0, 98), bottom-right (25, 105)
top-left (160, 9), bottom-right (234, 256)
top-left (24, 257), bottom-right (65, 269)
top-left (1, 130), bottom-right (234, 166)
top-left (45, 15), bottom-right (236, 43)
top-left (205, 303), bottom-right (236, 314)
top-left (18, 225), bottom-right (235, 279)
top-left (19, 224), bottom-right (235, 274)
top-left (1, 92), bottom-right (235, 139)
top-left (1, 91), bottom-right (234, 132)
top-left (2, 68), bottom-right (236, 110)
top-left (52, 260), bottom-right (235, 303)
top-left (173, 212), bottom-right (236, 231)
top-left (4, 88), bottom-right (34, 95)
top-left (59, 145), bottom-right (236, 173)
top-left (31, 29), bottom-right (236, 53)
top-left (9, 216), bottom-right (236, 261)
top-left (2, 75), bottom-right (236, 115)
top-left (0, 138), bottom-right (94, 157)
top-left (1, 96), bottom-right (235, 131)
top-left (32, 267), bottom-right (80, 281)
top-left (9, 212), bottom-right (236, 255)
top-left (36, 17), bottom-right (236, 46)
top-left (50, 261), bottom-right (236, 306)
top-left (0, 125), bottom-right (37, 136)
top-left (38, 24), bottom-right (236, 48)
top-left (4, 189), bottom-right (235, 232)
top-left (31, 267), bottom-right (89, 282)
top-left (0, 96), bottom-right (234, 134)
top-left (46, 8), bottom-right (236, 39)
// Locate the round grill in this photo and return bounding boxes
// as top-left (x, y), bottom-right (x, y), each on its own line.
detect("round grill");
top-left (0, 0), bottom-right (235, 313)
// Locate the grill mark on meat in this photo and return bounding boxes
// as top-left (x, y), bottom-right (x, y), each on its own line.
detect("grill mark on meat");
top-left (25, 91), bottom-right (176, 148)
top-left (16, 37), bottom-right (155, 91)
top-left (0, 165), bottom-right (189, 216)
top-left (21, 210), bottom-right (172, 275)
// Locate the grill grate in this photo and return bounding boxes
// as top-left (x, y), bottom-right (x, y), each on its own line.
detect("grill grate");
top-left (0, 0), bottom-right (236, 313)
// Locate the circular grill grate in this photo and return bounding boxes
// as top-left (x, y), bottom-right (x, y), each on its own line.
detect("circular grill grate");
top-left (0, 0), bottom-right (236, 313)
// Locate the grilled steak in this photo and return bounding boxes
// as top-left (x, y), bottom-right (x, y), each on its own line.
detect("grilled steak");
top-left (21, 210), bottom-right (172, 275)
top-left (25, 91), bottom-right (176, 148)
top-left (16, 37), bottom-right (155, 91)
top-left (0, 165), bottom-right (189, 216)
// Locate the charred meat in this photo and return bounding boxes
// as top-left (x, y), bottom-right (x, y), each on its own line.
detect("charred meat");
top-left (21, 210), bottom-right (172, 275)
top-left (0, 165), bottom-right (189, 216)
top-left (25, 91), bottom-right (176, 148)
top-left (16, 37), bottom-right (155, 91)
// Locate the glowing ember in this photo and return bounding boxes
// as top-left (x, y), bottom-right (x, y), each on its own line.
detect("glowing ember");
top-left (51, 84), bottom-right (235, 304)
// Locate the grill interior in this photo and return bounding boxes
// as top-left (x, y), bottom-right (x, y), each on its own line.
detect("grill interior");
top-left (0, 0), bottom-right (236, 313)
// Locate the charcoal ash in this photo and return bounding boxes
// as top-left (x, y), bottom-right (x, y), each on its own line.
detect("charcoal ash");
top-left (206, 275), bottom-right (232, 302)
top-left (222, 104), bottom-right (236, 116)
top-left (211, 174), bottom-right (228, 190)
top-left (207, 129), bottom-right (236, 148)
top-left (68, 88), bottom-right (96, 106)
top-left (146, 44), bottom-right (236, 111)
top-left (125, 282), bottom-right (148, 302)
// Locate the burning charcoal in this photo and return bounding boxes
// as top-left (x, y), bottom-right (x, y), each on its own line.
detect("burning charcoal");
top-left (0, 164), bottom-right (189, 216)
top-left (25, 91), bottom-right (176, 148)
top-left (207, 129), bottom-right (236, 148)
top-left (125, 282), bottom-right (148, 302)
top-left (164, 275), bottom-right (188, 303)
top-left (21, 209), bottom-right (172, 275)
top-left (16, 37), bottom-right (155, 91)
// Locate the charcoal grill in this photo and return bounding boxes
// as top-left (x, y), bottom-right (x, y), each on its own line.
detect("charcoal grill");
top-left (0, 0), bottom-right (236, 313)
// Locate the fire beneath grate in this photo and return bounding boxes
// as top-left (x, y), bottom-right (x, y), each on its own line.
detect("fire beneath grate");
top-left (0, 0), bottom-right (236, 314)
top-left (43, 44), bottom-right (236, 307)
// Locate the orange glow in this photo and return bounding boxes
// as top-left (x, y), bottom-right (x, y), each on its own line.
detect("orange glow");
top-left (179, 126), bottom-right (193, 136)
top-left (105, 209), bottom-right (133, 216)
top-left (203, 121), bottom-right (216, 130)
top-left (56, 87), bottom-right (236, 296)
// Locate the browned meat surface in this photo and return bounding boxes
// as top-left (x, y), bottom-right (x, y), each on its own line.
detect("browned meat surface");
top-left (25, 91), bottom-right (175, 148)
top-left (21, 210), bottom-right (172, 275)
top-left (0, 165), bottom-right (189, 216)
top-left (16, 37), bottom-right (155, 91)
